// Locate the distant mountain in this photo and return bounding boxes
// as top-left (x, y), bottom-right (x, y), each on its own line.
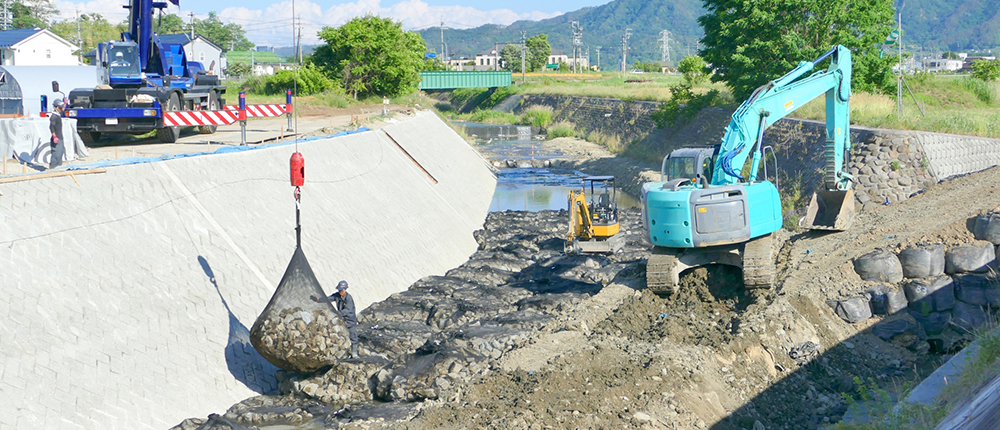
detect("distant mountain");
top-left (418, 0), bottom-right (705, 69)
top-left (895, 0), bottom-right (1000, 52)
top-left (417, 0), bottom-right (1000, 69)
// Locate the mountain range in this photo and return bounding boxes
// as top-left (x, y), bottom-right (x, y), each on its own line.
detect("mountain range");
top-left (416, 0), bottom-right (1000, 69)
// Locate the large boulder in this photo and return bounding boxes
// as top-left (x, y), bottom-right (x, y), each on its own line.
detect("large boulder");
top-left (831, 297), bottom-right (873, 323)
top-left (973, 213), bottom-right (1000, 245)
top-left (872, 313), bottom-right (924, 341)
top-left (903, 275), bottom-right (955, 314)
top-left (953, 273), bottom-right (1000, 307)
top-left (908, 310), bottom-right (952, 336)
top-left (897, 244), bottom-right (945, 278)
top-left (854, 250), bottom-right (904, 283)
top-left (868, 286), bottom-right (908, 315)
top-left (952, 301), bottom-right (991, 332)
top-left (945, 244), bottom-right (996, 274)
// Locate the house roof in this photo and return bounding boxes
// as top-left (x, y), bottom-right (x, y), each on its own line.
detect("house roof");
top-left (225, 50), bottom-right (283, 64)
top-left (0, 28), bottom-right (43, 48)
top-left (159, 33), bottom-right (223, 52)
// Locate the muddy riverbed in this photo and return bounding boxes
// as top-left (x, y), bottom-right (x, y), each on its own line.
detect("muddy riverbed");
top-left (171, 134), bottom-right (1000, 430)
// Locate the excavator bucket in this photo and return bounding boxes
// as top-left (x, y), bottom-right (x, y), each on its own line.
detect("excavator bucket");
top-left (799, 189), bottom-right (856, 231)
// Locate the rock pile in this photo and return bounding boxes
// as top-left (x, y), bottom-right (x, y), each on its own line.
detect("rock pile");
top-left (177, 209), bottom-right (648, 429)
top-left (830, 213), bottom-right (1000, 352)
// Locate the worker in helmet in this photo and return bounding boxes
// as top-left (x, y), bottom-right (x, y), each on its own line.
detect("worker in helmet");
top-left (111, 51), bottom-right (130, 68)
top-left (329, 280), bottom-right (359, 358)
top-left (48, 99), bottom-right (65, 169)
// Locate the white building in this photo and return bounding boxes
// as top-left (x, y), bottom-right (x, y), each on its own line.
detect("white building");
top-left (0, 28), bottom-right (79, 66)
top-left (923, 58), bottom-right (964, 73)
top-left (159, 34), bottom-right (224, 76)
top-left (474, 50), bottom-right (501, 70)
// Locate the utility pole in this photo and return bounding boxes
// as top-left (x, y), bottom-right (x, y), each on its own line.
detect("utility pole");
top-left (440, 18), bottom-right (445, 70)
top-left (659, 30), bottom-right (672, 64)
top-left (76, 9), bottom-right (83, 63)
top-left (571, 21), bottom-right (582, 73)
top-left (621, 28), bottom-right (632, 72)
top-left (188, 11), bottom-right (195, 39)
top-left (297, 17), bottom-right (303, 64)
top-left (596, 46), bottom-right (601, 71)
top-left (520, 30), bottom-right (527, 83)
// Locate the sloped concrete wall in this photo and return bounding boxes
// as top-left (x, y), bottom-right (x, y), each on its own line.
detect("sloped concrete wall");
top-left (0, 111), bottom-right (496, 430)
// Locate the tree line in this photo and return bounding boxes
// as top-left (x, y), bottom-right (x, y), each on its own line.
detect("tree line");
top-left (5, 0), bottom-right (253, 59)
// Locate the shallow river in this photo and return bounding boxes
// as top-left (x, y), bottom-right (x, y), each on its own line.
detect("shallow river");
top-left (455, 121), bottom-right (639, 212)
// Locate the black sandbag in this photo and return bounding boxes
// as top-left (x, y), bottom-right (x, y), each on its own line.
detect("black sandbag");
top-left (250, 246), bottom-right (351, 372)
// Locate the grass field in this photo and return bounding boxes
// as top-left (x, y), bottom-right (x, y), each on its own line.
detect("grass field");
top-left (228, 70), bottom-right (1000, 139)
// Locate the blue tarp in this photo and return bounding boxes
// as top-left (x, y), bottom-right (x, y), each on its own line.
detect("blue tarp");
top-left (65, 127), bottom-right (372, 171)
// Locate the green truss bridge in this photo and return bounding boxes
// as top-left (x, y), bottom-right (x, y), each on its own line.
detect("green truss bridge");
top-left (418, 71), bottom-right (512, 90)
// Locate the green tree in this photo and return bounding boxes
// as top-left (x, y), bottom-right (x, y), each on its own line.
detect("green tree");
top-left (194, 12), bottom-right (253, 51)
top-left (942, 51), bottom-right (961, 60)
top-left (224, 61), bottom-right (250, 78)
top-left (499, 43), bottom-right (523, 73)
top-left (423, 55), bottom-right (446, 71)
top-left (155, 14), bottom-right (187, 35)
top-left (971, 59), bottom-right (1000, 81)
top-left (11, 1), bottom-right (47, 28)
top-left (699, 0), bottom-right (897, 100)
top-left (677, 55), bottom-right (709, 85)
top-left (526, 34), bottom-right (551, 72)
top-left (50, 13), bottom-right (121, 60)
top-left (311, 15), bottom-right (426, 99)
top-left (633, 61), bottom-right (660, 73)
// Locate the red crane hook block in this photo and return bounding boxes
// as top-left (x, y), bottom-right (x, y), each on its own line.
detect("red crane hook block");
top-left (290, 152), bottom-right (305, 186)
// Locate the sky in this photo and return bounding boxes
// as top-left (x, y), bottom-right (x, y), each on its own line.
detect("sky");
top-left (53, 0), bottom-right (612, 46)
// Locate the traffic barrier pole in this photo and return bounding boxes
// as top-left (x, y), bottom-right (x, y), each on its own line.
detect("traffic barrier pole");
top-left (286, 89), bottom-right (293, 132)
top-left (239, 92), bottom-right (247, 145)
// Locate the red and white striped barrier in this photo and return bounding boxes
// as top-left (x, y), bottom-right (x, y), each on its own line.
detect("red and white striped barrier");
top-left (163, 103), bottom-right (292, 127)
top-left (164, 109), bottom-right (240, 127)
top-left (224, 104), bottom-right (292, 118)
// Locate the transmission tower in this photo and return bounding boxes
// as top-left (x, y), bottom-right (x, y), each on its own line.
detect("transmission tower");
top-left (0, 0), bottom-right (13, 31)
top-left (571, 21), bottom-right (583, 73)
top-left (659, 30), bottom-right (672, 64)
top-left (621, 28), bottom-right (632, 72)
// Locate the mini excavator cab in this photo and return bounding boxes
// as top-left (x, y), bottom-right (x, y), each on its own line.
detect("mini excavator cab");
top-left (565, 176), bottom-right (625, 255)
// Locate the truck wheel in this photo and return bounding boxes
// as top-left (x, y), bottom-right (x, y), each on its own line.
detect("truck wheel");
top-left (156, 93), bottom-right (181, 143)
top-left (79, 132), bottom-right (100, 145)
top-left (199, 93), bottom-right (219, 134)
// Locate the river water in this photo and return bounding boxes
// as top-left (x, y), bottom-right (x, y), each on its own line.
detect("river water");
top-left (454, 121), bottom-right (639, 212)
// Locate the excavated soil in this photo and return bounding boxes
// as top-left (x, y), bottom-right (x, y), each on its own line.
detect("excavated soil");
top-left (175, 135), bottom-right (1000, 430)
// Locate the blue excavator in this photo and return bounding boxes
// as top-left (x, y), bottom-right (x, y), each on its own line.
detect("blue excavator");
top-left (641, 45), bottom-right (856, 294)
top-left (61, 0), bottom-right (226, 144)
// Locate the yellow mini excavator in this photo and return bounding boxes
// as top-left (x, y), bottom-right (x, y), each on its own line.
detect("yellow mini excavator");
top-left (566, 176), bottom-right (626, 254)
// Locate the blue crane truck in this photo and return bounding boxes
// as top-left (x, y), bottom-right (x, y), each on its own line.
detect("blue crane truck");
top-left (61, 0), bottom-right (226, 144)
top-left (641, 45), bottom-right (857, 294)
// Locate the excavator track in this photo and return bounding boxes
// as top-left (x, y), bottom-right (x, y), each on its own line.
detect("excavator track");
top-left (741, 234), bottom-right (775, 289)
top-left (646, 251), bottom-right (680, 296)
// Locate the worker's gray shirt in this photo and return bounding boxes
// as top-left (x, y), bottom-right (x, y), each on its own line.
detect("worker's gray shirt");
top-left (331, 292), bottom-right (357, 327)
top-left (49, 112), bottom-right (63, 143)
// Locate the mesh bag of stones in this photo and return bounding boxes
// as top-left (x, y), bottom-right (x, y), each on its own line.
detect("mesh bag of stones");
top-left (251, 247), bottom-right (351, 372)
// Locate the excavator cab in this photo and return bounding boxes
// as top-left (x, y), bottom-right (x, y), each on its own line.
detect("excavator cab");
top-left (565, 176), bottom-right (625, 255)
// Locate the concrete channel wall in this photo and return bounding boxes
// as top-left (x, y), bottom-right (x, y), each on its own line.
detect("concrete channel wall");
top-left (0, 111), bottom-right (497, 430)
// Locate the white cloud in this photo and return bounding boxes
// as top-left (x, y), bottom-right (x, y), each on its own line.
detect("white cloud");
top-left (54, 0), bottom-right (560, 47)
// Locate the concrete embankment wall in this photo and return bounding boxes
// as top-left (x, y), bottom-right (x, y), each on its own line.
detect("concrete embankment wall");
top-left (0, 111), bottom-right (496, 430)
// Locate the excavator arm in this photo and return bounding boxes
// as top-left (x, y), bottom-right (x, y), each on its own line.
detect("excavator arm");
top-left (712, 45), bottom-right (853, 192)
top-left (567, 191), bottom-right (595, 242)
